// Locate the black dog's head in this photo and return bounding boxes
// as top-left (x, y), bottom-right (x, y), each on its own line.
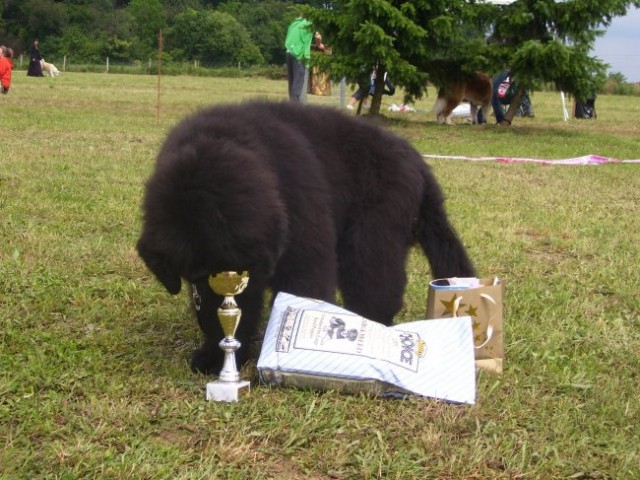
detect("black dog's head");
top-left (136, 236), bottom-right (183, 295)
top-left (136, 209), bottom-right (287, 295)
top-left (136, 124), bottom-right (289, 295)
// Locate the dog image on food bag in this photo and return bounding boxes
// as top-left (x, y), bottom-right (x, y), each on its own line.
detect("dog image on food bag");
top-left (136, 100), bottom-right (476, 374)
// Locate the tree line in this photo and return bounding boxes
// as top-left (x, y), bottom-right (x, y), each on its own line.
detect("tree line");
top-left (2, 0), bottom-right (638, 116)
top-left (0, 0), bottom-right (309, 67)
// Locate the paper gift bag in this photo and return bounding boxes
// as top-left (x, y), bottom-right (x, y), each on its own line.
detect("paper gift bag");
top-left (426, 277), bottom-right (504, 374)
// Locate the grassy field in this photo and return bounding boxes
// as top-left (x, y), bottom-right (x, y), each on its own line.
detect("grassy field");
top-left (1, 72), bottom-right (639, 479)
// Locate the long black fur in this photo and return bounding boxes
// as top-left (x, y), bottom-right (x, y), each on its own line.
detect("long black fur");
top-left (137, 100), bottom-right (475, 374)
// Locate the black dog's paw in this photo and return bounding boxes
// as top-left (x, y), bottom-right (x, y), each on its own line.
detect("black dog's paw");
top-left (190, 347), bottom-right (222, 375)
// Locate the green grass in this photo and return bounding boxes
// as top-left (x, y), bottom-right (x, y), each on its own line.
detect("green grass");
top-left (1, 72), bottom-right (639, 479)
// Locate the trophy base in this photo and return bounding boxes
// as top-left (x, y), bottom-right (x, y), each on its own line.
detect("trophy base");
top-left (205, 380), bottom-right (250, 402)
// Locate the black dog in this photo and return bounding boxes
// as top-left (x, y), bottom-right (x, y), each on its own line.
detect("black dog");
top-left (137, 100), bottom-right (475, 374)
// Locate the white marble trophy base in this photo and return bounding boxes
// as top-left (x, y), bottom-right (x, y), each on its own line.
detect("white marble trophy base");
top-left (205, 380), bottom-right (250, 402)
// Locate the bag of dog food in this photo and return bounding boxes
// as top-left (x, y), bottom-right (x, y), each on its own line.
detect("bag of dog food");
top-left (257, 292), bottom-right (477, 404)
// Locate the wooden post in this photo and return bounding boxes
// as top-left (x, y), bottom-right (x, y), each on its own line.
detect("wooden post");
top-left (157, 30), bottom-right (163, 125)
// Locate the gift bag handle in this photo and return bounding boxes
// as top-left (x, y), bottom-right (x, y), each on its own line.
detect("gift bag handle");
top-left (452, 293), bottom-right (496, 349)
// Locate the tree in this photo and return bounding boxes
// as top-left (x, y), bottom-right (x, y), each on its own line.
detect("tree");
top-left (219, 1), bottom-right (292, 64)
top-left (128, 0), bottom-right (166, 57)
top-left (482, 0), bottom-right (640, 124)
top-left (163, 0), bottom-right (205, 16)
top-left (305, 0), bottom-right (436, 115)
top-left (306, 0), bottom-right (640, 121)
top-left (305, 0), bottom-right (500, 115)
top-left (20, 0), bottom-right (69, 41)
top-left (52, 25), bottom-right (109, 62)
top-left (167, 8), bottom-right (264, 66)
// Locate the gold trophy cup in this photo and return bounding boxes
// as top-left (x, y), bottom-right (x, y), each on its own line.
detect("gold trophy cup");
top-left (205, 271), bottom-right (251, 402)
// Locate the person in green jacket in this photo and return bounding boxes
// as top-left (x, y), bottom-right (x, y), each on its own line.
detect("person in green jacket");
top-left (285, 16), bottom-right (324, 102)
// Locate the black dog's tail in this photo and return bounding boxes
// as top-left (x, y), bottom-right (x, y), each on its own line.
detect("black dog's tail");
top-left (415, 169), bottom-right (476, 279)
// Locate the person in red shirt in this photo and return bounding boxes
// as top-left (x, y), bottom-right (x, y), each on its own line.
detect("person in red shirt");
top-left (0, 45), bottom-right (14, 94)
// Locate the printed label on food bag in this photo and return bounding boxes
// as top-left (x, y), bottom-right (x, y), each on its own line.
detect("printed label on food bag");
top-left (277, 307), bottom-right (425, 372)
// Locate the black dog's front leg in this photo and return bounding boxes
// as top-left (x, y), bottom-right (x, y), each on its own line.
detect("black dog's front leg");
top-left (189, 280), bottom-right (224, 374)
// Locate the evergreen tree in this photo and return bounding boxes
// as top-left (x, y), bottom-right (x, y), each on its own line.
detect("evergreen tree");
top-left (487, 0), bottom-right (640, 124)
top-left (305, 0), bottom-right (496, 115)
top-left (305, 0), bottom-right (435, 115)
top-left (306, 0), bottom-right (639, 119)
